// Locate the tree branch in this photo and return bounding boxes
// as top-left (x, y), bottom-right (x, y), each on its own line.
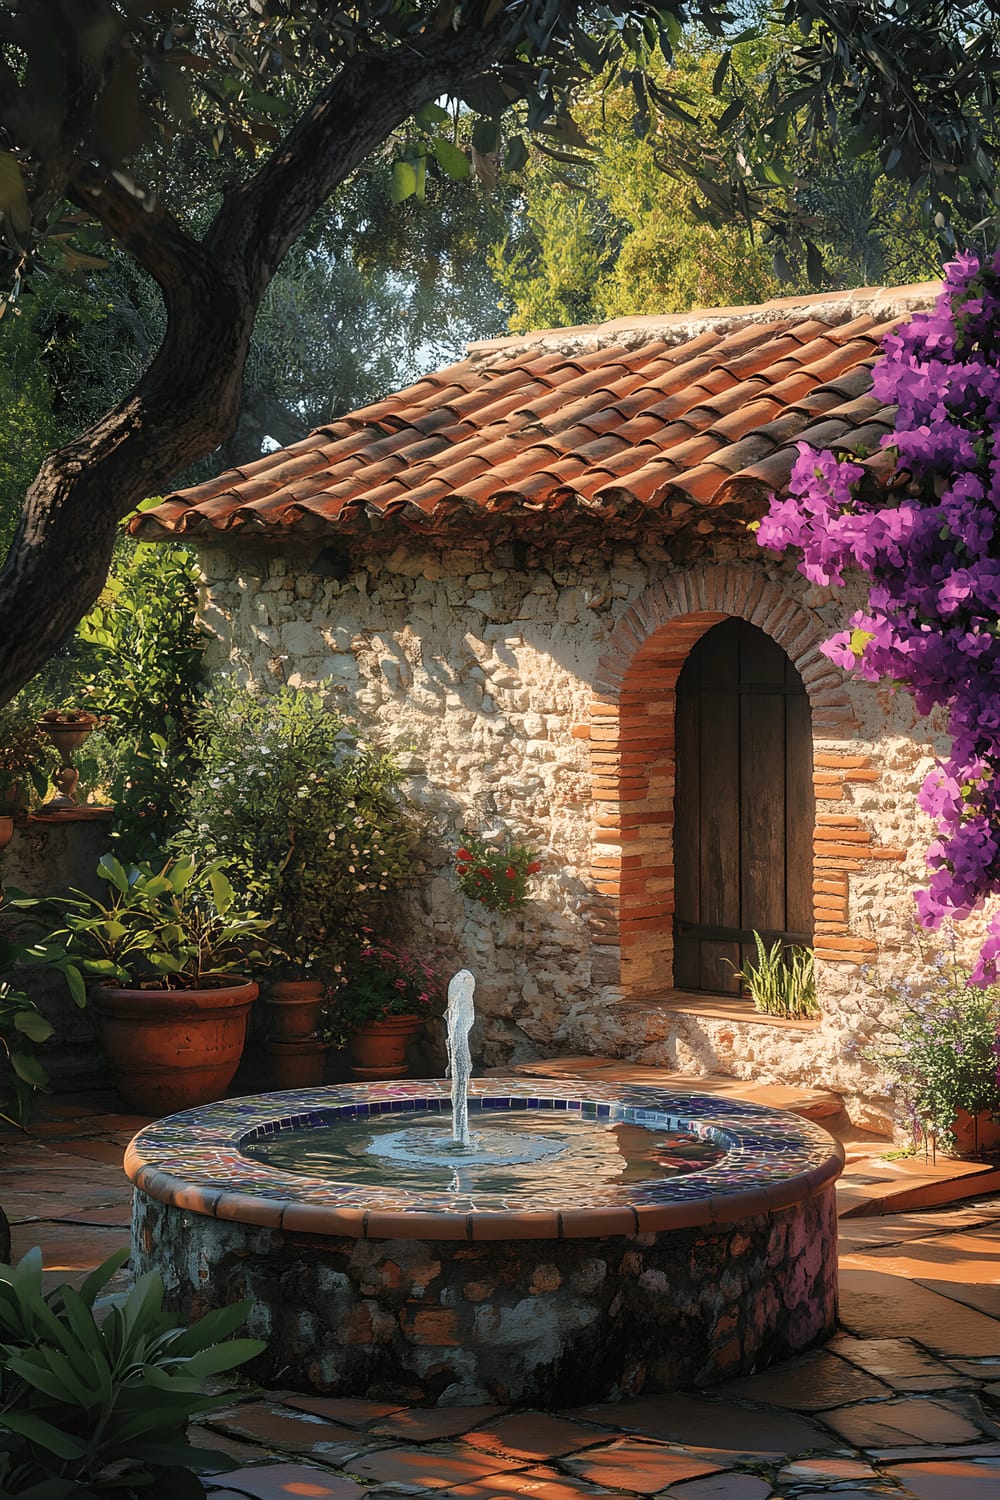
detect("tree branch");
top-left (210, 24), bottom-right (506, 288)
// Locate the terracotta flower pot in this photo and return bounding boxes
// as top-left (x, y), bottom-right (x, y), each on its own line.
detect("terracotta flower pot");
top-left (951, 1107), bottom-right (1000, 1157)
top-left (0, 815), bottom-right (12, 851)
top-left (263, 1036), bottom-right (331, 1089)
top-left (348, 1015), bottom-right (422, 1080)
top-left (91, 979), bottom-right (257, 1114)
top-left (264, 979), bottom-right (327, 1042)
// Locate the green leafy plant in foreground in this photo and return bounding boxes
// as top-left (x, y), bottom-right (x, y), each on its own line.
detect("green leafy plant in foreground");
top-left (0, 889), bottom-right (86, 1128)
top-left (0, 1247), bottom-right (265, 1498)
top-left (732, 932), bottom-right (819, 1019)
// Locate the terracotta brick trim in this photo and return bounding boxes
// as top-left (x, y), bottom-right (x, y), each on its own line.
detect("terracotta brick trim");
top-left (587, 563), bottom-right (867, 993)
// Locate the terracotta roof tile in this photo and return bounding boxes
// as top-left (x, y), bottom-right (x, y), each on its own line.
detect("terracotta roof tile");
top-left (134, 283), bottom-right (938, 546)
top-left (671, 461), bottom-right (735, 502)
top-left (706, 394), bottom-right (787, 441)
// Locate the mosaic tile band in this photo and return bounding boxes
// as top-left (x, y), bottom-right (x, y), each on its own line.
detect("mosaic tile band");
top-left (125, 1079), bottom-right (843, 1242)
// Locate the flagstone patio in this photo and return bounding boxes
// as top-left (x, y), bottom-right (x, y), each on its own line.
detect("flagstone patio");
top-left (3, 1088), bottom-right (1000, 1499)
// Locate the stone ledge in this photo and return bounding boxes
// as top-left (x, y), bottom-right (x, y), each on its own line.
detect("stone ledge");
top-left (614, 991), bottom-right (823, 1031)
top-left (28, 806), bottom-right (114, 823)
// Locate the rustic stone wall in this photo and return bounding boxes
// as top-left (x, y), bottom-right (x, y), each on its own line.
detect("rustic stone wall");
top-left (195, 532), bottom-right (978, 1118)
top-left (133, 1182), bottom-right (838, 1406)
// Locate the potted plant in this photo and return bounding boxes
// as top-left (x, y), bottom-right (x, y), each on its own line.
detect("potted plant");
top-left (332, 937), bottom-right (442, 1079)
top-left (48, 852), bottom-right (272, 1113)
top-left (863, 944), bottom-right (1000, 1156)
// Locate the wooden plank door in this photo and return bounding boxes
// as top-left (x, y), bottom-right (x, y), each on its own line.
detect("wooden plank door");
top-left (673, 618), bottom-right (813, 994)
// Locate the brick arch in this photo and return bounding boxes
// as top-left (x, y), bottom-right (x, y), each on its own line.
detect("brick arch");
top-left (586, 563), bottom-right (859, 995)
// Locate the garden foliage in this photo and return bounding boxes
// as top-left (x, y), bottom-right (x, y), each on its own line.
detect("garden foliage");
top-left (75, 535), bottom-right (206, 857)
top-left (49, 853), bottom-right (272, 990)
top-left (0, 532), bottom-right (205, 848)
top-left (174, 684), bottom-right (416, 979)
top-left (331, 935), bottom-right (443, 1045)
top-left (0, 888), bottom-right (86, 1128)
top-left (0, 1247), bottom-right (263, 1498)
top-left (757, 253), bottom-right (1000, 981)
top-left (454, 835), bottom-right (541, 913)
top-left (861, 945), bottom-right (1000, 1150)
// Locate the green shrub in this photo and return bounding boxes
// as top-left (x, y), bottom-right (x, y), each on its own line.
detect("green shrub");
top-left (173, 683), bottom-right (417, 980)
top-left (0, 889), bottom-right (85, 1128)
top-left (0, 685), bottom-right (54, 817)
top-left (0, 532), bottom-right (205, 850)
top-left (861, 947), bottom-right (1000, 1150)
top-left (73, 534), bottom-right (206, 858)
top-left (0, 1247), bottom-right (264, 1498)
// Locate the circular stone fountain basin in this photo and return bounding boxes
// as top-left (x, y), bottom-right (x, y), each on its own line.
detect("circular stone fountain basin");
top-left (126, 1078), bottom-right (843, 1407)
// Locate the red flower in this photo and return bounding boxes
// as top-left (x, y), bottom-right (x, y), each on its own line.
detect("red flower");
top-left (456, 862), bottom-right (470, 875)
top-left (526, 861), bottom-right (541, 874)
top-left (456, 847), bottom-right (472, 861)
top-left (505, 866), bottom-right (516, 880)
top-left (478, 867), bottom-right (493, 880)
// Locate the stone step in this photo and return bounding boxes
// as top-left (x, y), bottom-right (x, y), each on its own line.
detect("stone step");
top-left (836, 1154), bottom-right (1000, 1218)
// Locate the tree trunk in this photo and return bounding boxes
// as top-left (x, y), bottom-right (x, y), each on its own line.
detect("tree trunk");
top-left (0, 29), bottom-right (505, 706)
top-left (0, 268), bottom-right (251, 700)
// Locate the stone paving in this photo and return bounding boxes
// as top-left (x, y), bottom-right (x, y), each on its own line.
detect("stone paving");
top-left (4, 1092), bottom-right (1000, 1499)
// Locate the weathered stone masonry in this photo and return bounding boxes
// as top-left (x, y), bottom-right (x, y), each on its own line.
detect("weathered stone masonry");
top-left (196, 532), bottom-right (957, 1119)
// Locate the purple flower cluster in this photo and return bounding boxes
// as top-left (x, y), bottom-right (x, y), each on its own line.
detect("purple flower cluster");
top-left (757, 252), bottom-right (1000, 982)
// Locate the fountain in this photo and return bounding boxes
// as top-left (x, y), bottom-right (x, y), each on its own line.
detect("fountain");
top-left (446, 967), bottom-right (474, 1148)
top-left (126, 972), bottom-right (843, 1406)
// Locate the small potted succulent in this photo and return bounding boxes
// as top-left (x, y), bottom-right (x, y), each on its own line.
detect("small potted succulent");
top-left (35, 708), bottom-right (99, 811)
top-left (48, 852), bottom-right (272, 1113)
top-left (332, 937), bottom-right (443, 1079)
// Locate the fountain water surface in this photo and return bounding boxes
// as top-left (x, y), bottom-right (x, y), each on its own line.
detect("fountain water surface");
top-left (126, 970), bottom-right (844, 1407)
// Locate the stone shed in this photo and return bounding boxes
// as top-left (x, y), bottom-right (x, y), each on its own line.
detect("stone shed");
top-left (136, 282), bottom-right (954, 1117)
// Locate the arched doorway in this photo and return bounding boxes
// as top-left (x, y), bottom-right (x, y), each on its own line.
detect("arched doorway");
top-left (672, 617), bottom-right (814, 994)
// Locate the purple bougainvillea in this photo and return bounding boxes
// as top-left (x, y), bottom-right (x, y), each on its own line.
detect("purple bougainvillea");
top-left (756, 252), bottom-right (1000, 982)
